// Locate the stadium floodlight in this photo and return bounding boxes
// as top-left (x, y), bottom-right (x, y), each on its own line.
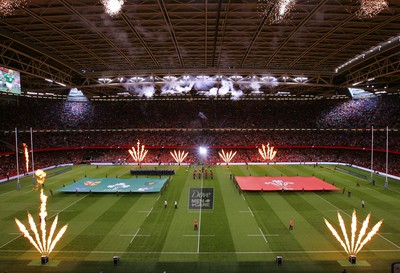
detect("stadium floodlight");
top-left (199, 147), bottom-right (208, 156)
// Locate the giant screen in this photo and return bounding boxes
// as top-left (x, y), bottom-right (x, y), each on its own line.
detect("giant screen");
top-left (0, 67), bottom-right (21, 94)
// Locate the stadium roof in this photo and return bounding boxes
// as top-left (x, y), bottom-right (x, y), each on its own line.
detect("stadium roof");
top-left (0, 0), bottom-right (400, 98)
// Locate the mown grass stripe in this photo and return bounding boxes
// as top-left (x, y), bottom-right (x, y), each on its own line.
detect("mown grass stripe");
top-left (1, 164), bottom-right (400, 273)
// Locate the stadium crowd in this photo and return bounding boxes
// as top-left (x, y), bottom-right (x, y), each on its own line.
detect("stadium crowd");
top-left (0, 95), bottom-right (399, 178)
top-left (0, 95), bottom-right (399, 130)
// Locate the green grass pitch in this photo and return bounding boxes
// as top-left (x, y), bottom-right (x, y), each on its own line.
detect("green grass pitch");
top-left (1, 164), bottom-right (399, 273)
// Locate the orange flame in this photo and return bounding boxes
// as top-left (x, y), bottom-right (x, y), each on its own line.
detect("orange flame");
top-left (170, 150), bottom-right (189, 164)
top-left (15, 170), bottom-right (68, 256)
top-left (324, 210), bottom-right (383, 255)
top-left (218, 149), bottom-right (237, 164)
top-left (23, 143), bottom-right (29, 173)
top-left (258, 143), bottom-right (277, 161)
top-left (128, 140), bottom-right (148, 163)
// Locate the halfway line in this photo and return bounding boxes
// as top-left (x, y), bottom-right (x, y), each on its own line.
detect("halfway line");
top-left (197, 175), bottom-right (204, 253)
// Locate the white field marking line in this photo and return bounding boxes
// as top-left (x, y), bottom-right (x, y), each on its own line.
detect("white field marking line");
top-left (248, 207), bottom-right (254, 217)
top-left (363, 180), bottom-right (400, 194)
top-left (53, 194), bottom-right (89, 214)
top-left (314, 193), bottom-right (400, 249)
top-left (120, 234), bottom-right (150, 237)
top-left (258, 227), bottom-right (268, 244)
top-left (373, 183), bottom-right (400, 194)
top-left (21, 181), bottom-right (59, 194)
top-left (157, 177), bottom-right (172, 198)
top-left (129, 228), bottom-right (141, 244)
top-left (0, 193), bottom-right (89, 249)
top-left (118, 169), bottom-right (132, 177)
top-left (146, 207), bottom-right (153, 218)
top-left (248, 234), bottom-right (280, 237)
top-left (188, 210), bottom-right (213, 213)
top-left (183, 235), bottom-right (215, 237)
top-left (239, 211), bottom-right (262, 213)
top-left (51, 209), bottom-right (74, 212)
top-left (197, 175), bottom-right (204, 253)
top-left (1, 249), bottom-right (400, 255)
top-left (336, 170), bottom-right (400, 194)
top-left (0, 187), bottom-right (22, 196)
top-left (241, 193), bottom-right (246, 201)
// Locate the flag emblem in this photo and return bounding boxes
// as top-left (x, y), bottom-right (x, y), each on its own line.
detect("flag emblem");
top-left (84, 181), bottom-right (101, 186)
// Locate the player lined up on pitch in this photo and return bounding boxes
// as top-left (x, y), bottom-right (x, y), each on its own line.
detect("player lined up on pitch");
top-left (289, 219), bottom-right (294, 230)
top-left (192, 169), bottom-right (214, 180)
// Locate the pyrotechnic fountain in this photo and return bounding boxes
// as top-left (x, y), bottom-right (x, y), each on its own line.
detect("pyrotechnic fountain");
top-left (218, 149), bottom-right (237, 166)
top-left (22, 143), bottom-right (29, 173)
top-left (324, 210), bottom-right (383, 264)
top-left (15, 170), bottom-right (68, 264)
top-left (258, 143), bottom-right (277, 161)
top-left (170, 150), bottom-right (189, 164)
top-left (128, 140), bottom-right (148, 164)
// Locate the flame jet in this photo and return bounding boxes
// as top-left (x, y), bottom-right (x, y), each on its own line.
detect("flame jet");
top-left (15, 170), bottom-right (68, 257)
top-left (324, 210), bottom-right (383, 255)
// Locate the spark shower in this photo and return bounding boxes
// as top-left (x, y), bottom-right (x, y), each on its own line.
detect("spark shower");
top-left (14, 170), bottom-right (68, 259)
top-left (324, 210), bottom-right (383, 255)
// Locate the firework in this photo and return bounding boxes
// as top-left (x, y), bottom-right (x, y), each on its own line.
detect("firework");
top-left (15, 170), bottom-right (68, 257)
top-left (170, 150), bottom-right (189, 164)
top-left (355, 0), bottom-right (388, 19)
top-left (258, 143), bottom-right (277, 161)
top-left (218, 149), bottom-right (237, 164)
top-left (258, 0), bottom-right (296, 24)
top-left (324, 210), bottom-right (383, 255)
top-left (100, 0), bottom-right (125, 17)
top-left (23, 143), bottom-right (29, 173)
top-left (128, 140), bottom-right (148, 164)
top-left (0, 0), bottom-right (28, 17)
